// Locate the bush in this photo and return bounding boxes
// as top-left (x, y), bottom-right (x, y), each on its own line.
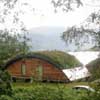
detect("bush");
top-left (12, 83), bottom-right (84, 100)
top-left (0, 70), bottom-right (12, 96)
top-left (80, 83), bottom-right (100, 100)
top-left (0, 82), bottom-right (88, 100)
top-left (0, 95), bottom-right (13, 100)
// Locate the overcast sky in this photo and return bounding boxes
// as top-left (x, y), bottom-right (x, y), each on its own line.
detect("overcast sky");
top-left (0, 0), bottom-right (100, 64)
top-left (0, 0), bottom-right (100, 31)
top-left (20, 0), bottom-right (99, 29)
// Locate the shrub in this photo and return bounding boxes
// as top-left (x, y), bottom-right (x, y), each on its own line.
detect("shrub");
top-left (0, 95), bottom-right (13, 100)
top-left (0, 70), bottom-right (12, 96)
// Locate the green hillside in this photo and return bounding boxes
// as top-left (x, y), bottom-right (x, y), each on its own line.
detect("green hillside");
top-left (86, 58), bottom-right (100, 72)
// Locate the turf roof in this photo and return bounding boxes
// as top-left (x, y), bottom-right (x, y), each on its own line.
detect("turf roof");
top-left (4, 51), bottom-right (82, 69)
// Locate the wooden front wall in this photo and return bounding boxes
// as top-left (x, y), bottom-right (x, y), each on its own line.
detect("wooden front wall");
top-left (7, 58), bottom-right (68, 82)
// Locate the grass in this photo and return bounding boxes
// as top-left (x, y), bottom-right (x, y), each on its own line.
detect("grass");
top-left (12, 82), bottom-right (89, 100)
top-left (0, 82), bottom-right (89, 100)
top-left (12, 81), bottom-right (89, 88)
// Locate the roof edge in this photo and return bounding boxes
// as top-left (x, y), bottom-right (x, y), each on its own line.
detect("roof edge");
top-left (4, 53), bottom-right (63, 70)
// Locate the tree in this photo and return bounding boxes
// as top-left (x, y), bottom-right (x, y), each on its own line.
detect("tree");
top-left (0, 0), bottom-right (31, 96)
top-left (0, 0), bottom-right (33, 66)
top-left (0, 31), bottom-right (30, 66)
top-left (62, 10), bottom-right (100, 51)
top-left (51, 0), bottom-right (100, 51)
top-left (51, 0), bottom-right (100, 12)
top-left (0, 70), bottom-right (12, 96)
top-left (0, 0), bottom-right (34, 33)
top-left (51, 0), bottom-right (83, 12)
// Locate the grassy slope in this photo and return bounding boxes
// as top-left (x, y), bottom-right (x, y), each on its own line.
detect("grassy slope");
top-left (86, 58), bottom-right (100, 73)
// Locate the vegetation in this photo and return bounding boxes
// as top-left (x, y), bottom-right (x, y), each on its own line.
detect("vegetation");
top-left (60, 0), bottom-right (100, 51)
top-left (51, 0), bottom-right (100, 51)
top-left (80, 82), bottom-right (100, 100)
top-left (62, 21), bottom-right (100, 51)
top-left (1, 81), bottom-right (100, 100)
top-left (51, 0), bottom-right (83, 12)
top-left (86, 58), bottom-right (100, 80)
top-left (0, 70), bottom-right (12, 96)
top-left (0, 82), bottom-right (89, 100)
top-left (0, 32), bottom-right (30, 66)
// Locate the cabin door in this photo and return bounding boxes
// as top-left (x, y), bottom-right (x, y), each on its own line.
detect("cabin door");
top-left (21, 63), bottom-right (26, 76)
top-left (36, 65), bottom-right (43, 81)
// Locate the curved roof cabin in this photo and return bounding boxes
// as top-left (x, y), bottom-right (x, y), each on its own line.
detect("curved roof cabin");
top-left (5, 51), bottom-right (82, 82)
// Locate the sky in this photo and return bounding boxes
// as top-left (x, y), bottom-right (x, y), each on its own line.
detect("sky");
top-left (20, 0), bottom-right (99, 29)
top-left (21, 0), bottom-right (100, 65)
top-left (0, 0), bottom-right (100, 65)
top-left (0, 0), bottom-right (99, 30)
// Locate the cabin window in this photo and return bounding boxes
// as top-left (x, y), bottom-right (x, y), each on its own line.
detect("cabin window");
top-left (21, 63), bottom-right (26, 75)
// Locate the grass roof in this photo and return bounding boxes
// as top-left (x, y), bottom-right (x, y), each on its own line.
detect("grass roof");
top-left (31, 51), bottom-right (82, 69)
top-left (5, 51), bottom-right (82, 69)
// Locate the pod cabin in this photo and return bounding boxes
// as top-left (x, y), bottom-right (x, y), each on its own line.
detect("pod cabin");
top-left (5, 51), bottom-right (82, 82)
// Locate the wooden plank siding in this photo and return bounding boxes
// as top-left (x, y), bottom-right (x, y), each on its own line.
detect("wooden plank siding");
top-left (7, 58), bottom-right (68, 82)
